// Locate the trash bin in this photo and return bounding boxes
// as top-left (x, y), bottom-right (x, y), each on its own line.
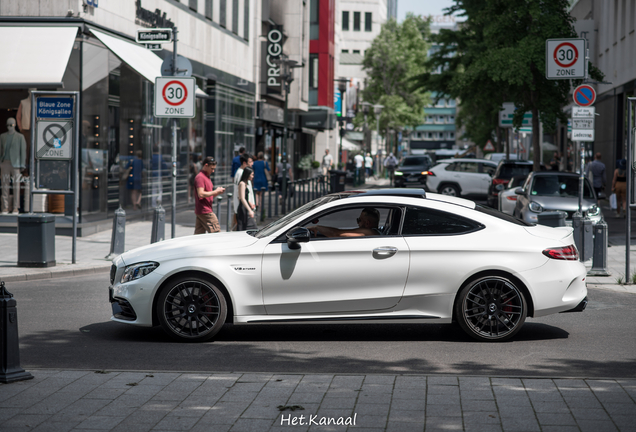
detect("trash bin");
top-left (17, 214), bottom-right (56, 267)
top-left (537, 211), bottom-right (567, 227)
top-left (329, 170), bottom-right (347, 193)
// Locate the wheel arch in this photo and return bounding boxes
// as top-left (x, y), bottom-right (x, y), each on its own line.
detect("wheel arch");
top-left (437, 182), bottom-right (462, 194)
top-left (151, 270), bottom-right (235, 327)
top-left (451, 270), bottom-right (535, 322)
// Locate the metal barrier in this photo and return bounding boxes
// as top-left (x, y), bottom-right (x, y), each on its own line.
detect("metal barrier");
top-left (150, 206), bottom-right (165, 243)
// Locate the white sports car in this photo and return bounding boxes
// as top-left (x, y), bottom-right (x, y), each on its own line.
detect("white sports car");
top-left (109, 189), bottom-right (588, 343)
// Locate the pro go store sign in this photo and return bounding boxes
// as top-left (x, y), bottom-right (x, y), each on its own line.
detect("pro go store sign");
top-left (546, 39), bottom-right (586, 79)
top-left (266, 25), bottom-right (284, 95)
top-left (154, 77), bottom-right (195, 118)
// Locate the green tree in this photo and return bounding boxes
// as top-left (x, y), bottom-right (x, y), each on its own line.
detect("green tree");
top-left (417, 0), bottom-right (604, 170)
top-left (359, 14), bottom-right (431, 153)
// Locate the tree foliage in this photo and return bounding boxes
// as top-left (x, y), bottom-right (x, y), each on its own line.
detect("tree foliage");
top-left (358, 14), bottom-right (431, 140)
top-left (416, 0), bottom-right (604, 170)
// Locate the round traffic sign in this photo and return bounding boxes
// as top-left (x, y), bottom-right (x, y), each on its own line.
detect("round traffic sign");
top-left (573, 84), bottom-right (596, 107)
top-left (553, 42), bottom-right (579, 68)
top-left (162, 80), bottom-right (188, 106)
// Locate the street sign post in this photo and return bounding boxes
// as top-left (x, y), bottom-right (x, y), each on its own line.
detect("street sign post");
top-left (36, 121), bottom-right (73, 160)
top-left (572, 106), bottom-right (595, 118)
top-left (154, 77), bottom-right (196, 118)
top-left (499, 102), bottom-right (532, 128)
top-left (571, 106), bottom-right (595, 142)
top-left (546, 39), bottom-right (587, 79)
top-left (573, 84), bottom-right (596, 107)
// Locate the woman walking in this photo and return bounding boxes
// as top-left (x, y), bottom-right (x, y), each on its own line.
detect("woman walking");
top-left (252, 151), bottom-right (270, 209)
top-left (612, 159), bottom-right (627, 217)
top-left (237, 167), bottom-right (258, 230)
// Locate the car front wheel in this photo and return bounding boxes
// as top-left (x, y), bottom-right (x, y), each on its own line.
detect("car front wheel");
top-left (455, 276), bottom-right (527, 342)
top-left (157, 275), bottom-right (227, 342)
top-left (439, 184), bottom-right (460, 196)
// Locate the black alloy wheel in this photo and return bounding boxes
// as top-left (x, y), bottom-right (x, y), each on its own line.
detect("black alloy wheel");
top-left (157, 276), bottom-right (227, 342)
top-left (455, 276), bottom-right (527, 342)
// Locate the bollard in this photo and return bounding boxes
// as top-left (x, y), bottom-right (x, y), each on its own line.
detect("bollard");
top-left (150, 206), bottom-right (165, 243)
top-left (216, 195), bottom-right (223, 230)
top-left (572, 214), bottom-right (593, 262)
top-left (0, 281), bottom-right (33, 383)
top-left (226, 193), bottom-right (233, 232)
top-left (589, 217), bottom-right (611, 276)
top-left (275, 189), bottom-right (279, 217)
top-left (105, 207), bottom-right (126, 260)
top-left (261, 187), bottom-right (267, 222)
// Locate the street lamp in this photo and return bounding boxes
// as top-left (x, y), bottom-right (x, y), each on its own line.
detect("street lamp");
top-left (272, 54), bottom-right (302, 213)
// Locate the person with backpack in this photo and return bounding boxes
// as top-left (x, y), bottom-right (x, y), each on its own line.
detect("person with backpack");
top-left (384, 152), bottom-right (398, 186)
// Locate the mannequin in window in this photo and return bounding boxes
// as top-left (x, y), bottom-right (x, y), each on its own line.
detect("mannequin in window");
top-left (16, 89), bottom-right (33, 132)
top-left (1, 118), bottom-right (27, 214)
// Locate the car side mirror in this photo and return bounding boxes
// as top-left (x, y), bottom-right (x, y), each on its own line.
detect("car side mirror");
top-left (286, 226), bottom-right (311, 250)
top-left (514, 187), bottom-right (526, 196)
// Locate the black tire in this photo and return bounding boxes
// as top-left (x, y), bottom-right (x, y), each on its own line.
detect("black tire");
top-left (156, 275), bottom-right (227, 342)
top-left (455, 276), bottom-right (527, 342)
top-left (439, 184), bottom-right (460, 196)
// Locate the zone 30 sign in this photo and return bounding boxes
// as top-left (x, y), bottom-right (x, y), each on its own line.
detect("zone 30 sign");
top-left (154, 77), bottom-right (195, 118)
top-left (546, 39), bottom-right (587, 79)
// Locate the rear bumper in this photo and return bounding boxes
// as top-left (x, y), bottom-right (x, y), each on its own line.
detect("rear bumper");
top-left (560, 296), bottom-right (588, 313)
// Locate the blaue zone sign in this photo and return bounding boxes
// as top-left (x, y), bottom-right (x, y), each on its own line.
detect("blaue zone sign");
top-left (36, 97), bottom-right (74, 119)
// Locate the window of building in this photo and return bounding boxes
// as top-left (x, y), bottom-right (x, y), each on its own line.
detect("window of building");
top-left (353, 49), bottom-right (360, 54)
top-left (342, 11), bottom-right (349, 31)
top-left (427, 115), bottom-right (434, 123)
top-left (309, 54), bottom-right (319, 105)
top-left (189, 0), bottom-right (197, 12)
top-left (341, 49), bottom-right (349, 53)
top-left (365, 12), bottom-right (372, 31)
top-left (310, 0), bottom-right (319, 40)
top-left (232, 0), bottom-right (239, 34)
top-left (438, 115), bottom-right (445, 123)
top-left (449, 132), bottom-right (455, 139)
top-left (243, 0), bottom-right (249, 40)
top-left (447, 99), bottom-right (456, 107)
top-left (353, 12), bottom-right (361, 31)
top-left (449, 116), bottom-right (455, 124)
top-left (205, 0), bottom-right (212, 19)
top-left (220, 0), bottom-right (226, 27)
top-left (428, 132), bottom-right (433, 139)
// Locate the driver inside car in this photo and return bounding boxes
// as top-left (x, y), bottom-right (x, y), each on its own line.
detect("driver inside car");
top-left (308, 207), bottom-right (381, 238)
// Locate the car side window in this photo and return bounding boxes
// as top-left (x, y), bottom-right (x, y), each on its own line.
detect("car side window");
top-left (482, 164), bottom-right (496, 176)
top-left (458, 162), bottom-right (478, 173)
top-left (290, 206), bottom-right (395, 240)
top-left (444, 163), bottom-right (457, 171)
top-left (401, 206), bottom-right (483, 236)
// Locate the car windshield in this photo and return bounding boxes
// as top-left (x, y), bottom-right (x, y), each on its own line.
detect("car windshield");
top-left (499, 164), bottom-right (532, 178)
top-left (254, 194), bottom-right (343, 238)
top-left (530, 175), bottom-right (595, 198)
top-left (400, 157), bottom-right (429, 167)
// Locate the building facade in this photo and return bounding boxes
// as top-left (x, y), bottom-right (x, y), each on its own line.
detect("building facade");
top-left (0, 0), bottom-right (257, 230)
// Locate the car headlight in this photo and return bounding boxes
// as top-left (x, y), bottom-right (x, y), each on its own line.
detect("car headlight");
top-left (121, 262), bottom-right (159, 283)
top-left (394, 171), bottom-right (403, 176)
top-left (529, 201), bottom-right (543, 213)
top-left (587, 205), bottom-right (601, 216)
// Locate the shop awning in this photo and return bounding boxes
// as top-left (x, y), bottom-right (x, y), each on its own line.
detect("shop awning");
top-left (0, 26), bottom-right (78, 89)
top-left (340, 137), bottom-right (362, 151)
top-left (91, 28), bottom-right (207, 97)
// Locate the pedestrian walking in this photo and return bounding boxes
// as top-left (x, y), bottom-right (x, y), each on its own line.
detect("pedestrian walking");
top-left (321, 149), bottom-right (333, 176)
top-left (193, 157), bottom-right (225, 234)
top-left (231, 146), bottom-right (245, 179)
top-left (252, 151), bottom-right (270, 210)
top-left (585, 152), bottom-right (606, 204)
top-left (384, 152), bottom-right (398, 186)
top-left (354, 153), bottom-right (364, 185)
top-left (365, 152), bottom-right (374, 179)
top-left (125, 150), bottom-right (144, 211)
top-left (276, 158), bottom-right (293, 200)
top-left (237, 167), bottom-right (258, 231)
top-left (612, 159), bottom-right (627, 217)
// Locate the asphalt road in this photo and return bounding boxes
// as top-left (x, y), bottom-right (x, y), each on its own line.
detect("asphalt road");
top-left (7, 275), bottom-right (636, 379)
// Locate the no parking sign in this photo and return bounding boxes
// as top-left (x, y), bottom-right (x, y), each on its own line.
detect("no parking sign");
top-left (154, 77), bottom-right (196, 118)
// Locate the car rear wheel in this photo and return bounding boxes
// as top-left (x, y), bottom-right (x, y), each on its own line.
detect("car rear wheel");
top-left (439, 184), bottom-right (460, 196)
top-left (157, 276), bottom-right (227, 342)
top-left (455, 276), bottom-right (527, 342)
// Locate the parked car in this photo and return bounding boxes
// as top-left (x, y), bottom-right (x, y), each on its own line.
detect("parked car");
top-left (394, 155), bottom-right (434, 188)
top-left (109, 188), bottom-right (587, 343)
top-left (487, 160), bottom-right (534, 207)
top-left (513, 172), bottom-right (601, 225)
top-left (498, 175), bottom-right (529, 215)
top-left (425, 158), bottom-right (497, 199)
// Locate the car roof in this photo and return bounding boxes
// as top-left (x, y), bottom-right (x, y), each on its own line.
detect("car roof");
top-left (436, 158), bottom-right (495, 164)
top-left (499, 160), bottom-right (533, 164)
top-left (342, 188), bottom-right (427, 199)
top-left (530, 171), bottom-right (579, 177)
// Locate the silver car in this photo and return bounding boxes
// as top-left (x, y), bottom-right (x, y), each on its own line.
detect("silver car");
top-left (513, 172), bottom-right (602, 225)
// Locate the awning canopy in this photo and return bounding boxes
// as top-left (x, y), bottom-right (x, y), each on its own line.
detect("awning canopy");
top-left (340, 137), bottom-right (361, 151)
top-left (0, 26), bottom-right (78, 89)
top-left (91, 28), bottom-right (207, 98)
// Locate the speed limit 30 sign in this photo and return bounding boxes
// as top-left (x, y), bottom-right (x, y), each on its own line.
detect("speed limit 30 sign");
top-left (546, 39), bottom-right (586, 80)
top-left (154, 77), bottom-right (196, 118)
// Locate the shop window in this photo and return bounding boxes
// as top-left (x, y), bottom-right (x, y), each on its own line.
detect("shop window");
top-left (353, 12), bottom-right (361, 31)
top-left (365, 12), bottom-right (372, 31)
top-left (342, 11), bottom-right (349, 31)
top-left (232, 0), bottom-right (239, 34)
top-left (310, 0), bottom-right (319, 40)
top-left (205, 0), bottom-right (212, 20)
top-left (220, 0), bottom-right (226, 27)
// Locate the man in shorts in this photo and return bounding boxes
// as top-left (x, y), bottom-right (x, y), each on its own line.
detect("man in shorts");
top-left (194, 157), bottom-right (226, 234)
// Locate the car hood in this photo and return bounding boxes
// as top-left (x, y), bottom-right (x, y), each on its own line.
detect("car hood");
top-left (524, 224), bottom-right (573, 241)
top-left (119, 232), bottom-right (259, 266)
top-left (530, 195), bottom-right (595, 212)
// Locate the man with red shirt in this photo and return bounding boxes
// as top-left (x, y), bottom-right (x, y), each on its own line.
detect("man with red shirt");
top-left (194, 157), bottom-right (226, 234)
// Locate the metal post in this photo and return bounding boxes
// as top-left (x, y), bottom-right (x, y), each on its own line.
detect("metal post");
top-left (226, 192), bottom-right (232, 232)
top-left (261, 187), bottom-right (266, 222)
top-left (105, 207), bottom-right (126, 260)
top-left (268, 188), bottom-right (272, 218)
top-left (579, 140), bottom-right (584, 214)
top-left (0, 282), bottom-right (33, 383)
top-left (171, 28), bottom-right (179, 239)
top-left (216, 195), bottom-right (223, 228)
top-left (150, 205), bottom-right (165, 243)
top-left (627, 98), bottom-right (636, 280)
top-left (274, 189), bottom-right (279, 217)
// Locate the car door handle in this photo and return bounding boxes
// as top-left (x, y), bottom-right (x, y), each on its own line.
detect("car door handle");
top-left (373, 247), bottom-right (398, 259)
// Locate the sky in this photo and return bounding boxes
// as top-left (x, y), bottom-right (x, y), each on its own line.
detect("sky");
top-left (397, 0), bottom-right (464, 23)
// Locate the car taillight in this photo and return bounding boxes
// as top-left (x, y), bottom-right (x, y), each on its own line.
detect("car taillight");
top-left (422, 171), bottom-right (433, 176)
top-left (492, 178), bottom-right (509, 185)
top-left (506, 196), bottom-right (517, 201)
top-left (542, 245), bottom-right (579, 261)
